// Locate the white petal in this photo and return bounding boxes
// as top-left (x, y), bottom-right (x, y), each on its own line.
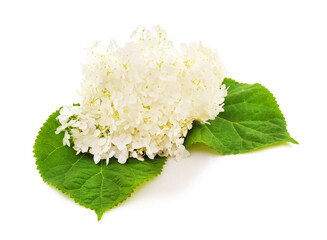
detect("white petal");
top-left (94, 155), bottom-right (101, 164)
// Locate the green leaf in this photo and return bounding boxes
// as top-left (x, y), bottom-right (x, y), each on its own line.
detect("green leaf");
top-left (185, 78), bottom-right (298, 154)
top-left (33, 108), bottom-right (166, 220)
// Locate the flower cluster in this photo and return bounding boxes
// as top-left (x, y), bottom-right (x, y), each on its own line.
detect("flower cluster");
top-left (56, 26), bottom-right (227, 164)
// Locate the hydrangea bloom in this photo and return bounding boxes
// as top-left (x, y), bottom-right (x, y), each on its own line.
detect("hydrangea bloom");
top-left (56, 26), bottom-right (227, 164)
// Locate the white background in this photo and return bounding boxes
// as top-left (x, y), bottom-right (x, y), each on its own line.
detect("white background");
top-left (1, 0), bottom-right (326, 239)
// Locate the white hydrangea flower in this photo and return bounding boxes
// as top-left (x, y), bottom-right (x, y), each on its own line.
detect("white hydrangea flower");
top-left (56, 26), bottom-right (227, 164)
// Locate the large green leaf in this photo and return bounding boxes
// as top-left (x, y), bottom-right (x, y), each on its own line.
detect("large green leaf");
top-left (185, 78), bottom-right (298, 154)
top-left (33, 109), bottom-right (166, 220)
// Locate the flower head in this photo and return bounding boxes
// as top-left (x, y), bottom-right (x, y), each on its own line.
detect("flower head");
top-left (56, 26), bottom-right (227, 164)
